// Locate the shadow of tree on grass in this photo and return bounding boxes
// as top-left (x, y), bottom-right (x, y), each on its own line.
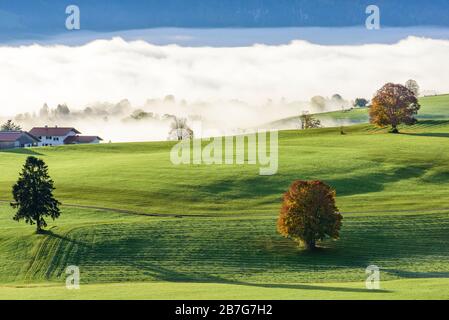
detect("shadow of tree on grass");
top-left (403, 132), bottom-right (449, 138)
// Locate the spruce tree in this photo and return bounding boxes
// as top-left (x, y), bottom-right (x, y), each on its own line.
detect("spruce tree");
top-left (11, 157), bottom-right (61, 233)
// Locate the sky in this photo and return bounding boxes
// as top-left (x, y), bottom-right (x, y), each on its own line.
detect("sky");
top-left (5, 26), bottom-right (449, 47)
top-left (1, 0), bottom-right (449, 40)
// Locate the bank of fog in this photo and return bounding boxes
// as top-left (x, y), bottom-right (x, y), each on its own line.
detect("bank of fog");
top-left (10, 95), bottom-right (353, 142)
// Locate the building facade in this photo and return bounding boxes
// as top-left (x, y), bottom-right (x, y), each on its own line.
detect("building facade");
top-left (0, 131), bottom-right (40, 149)
top-left (29, 126), bottom-right (102, 147)
top-left (64, 135), bottom-right (103, 144)
top-left (29, 126), bottom-right (80, 147)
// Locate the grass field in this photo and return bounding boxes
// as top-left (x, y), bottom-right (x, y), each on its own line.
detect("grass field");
top-left (2, 121), bottom-right (449, 214)
top-left (1, 203), bottom-right (449, 285)
top-left (269, 94), bottom-right (449, 128)
top-left (1, 95), bottom-right (449, 299)
top-left (2, 279), bottom-right (449, 300)
top-left (1, 200), bottom-right (448, 299)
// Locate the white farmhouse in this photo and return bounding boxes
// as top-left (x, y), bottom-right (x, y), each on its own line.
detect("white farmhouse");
top-left (29, 126), bottom-right (102, 147)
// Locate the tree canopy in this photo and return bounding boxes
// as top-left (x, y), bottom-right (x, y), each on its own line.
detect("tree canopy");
top-left (0, 120), bottom-right (21, 131)
top-left (405, 79), bottom-right (420, 97)
top-left (11, 157), bottom-right (61, 233)
top-left (277, 180), bottom-right (343, 250)
top-left (299, 112), bottom-right (321, 130)
top-left (310, 96), bottom-right (326, 111)
top-left (169, 117), bottom-right (194, 140)
top-left (369, 83), bottom-right (420, 133)
top-left (354, 98), bottom-right (369, 108)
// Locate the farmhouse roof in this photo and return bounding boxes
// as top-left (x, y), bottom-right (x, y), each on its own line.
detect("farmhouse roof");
top-left (0, 131), bottom-right (40, 142)
top-left (29, 127), bottom-right (81, 136)
top-left (64, 135), bottom-right (103, 144)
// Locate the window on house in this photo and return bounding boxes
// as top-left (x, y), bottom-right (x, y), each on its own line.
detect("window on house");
top-left (46, 136), bottom-right (51, 139)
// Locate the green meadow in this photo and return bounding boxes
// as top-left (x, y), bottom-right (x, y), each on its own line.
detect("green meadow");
top-left (0, 95), bottom-right (449, 299)
top-left (2, 279), bottom-right (449, 300)
top-left (270, 94), bottom-right (449, 127)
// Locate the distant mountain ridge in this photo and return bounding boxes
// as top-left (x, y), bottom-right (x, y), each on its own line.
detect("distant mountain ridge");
top-left (1, 0), bottom-right (449, 39)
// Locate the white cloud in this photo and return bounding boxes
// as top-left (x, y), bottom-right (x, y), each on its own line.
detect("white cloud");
top-left (0, 36), bottom-right (448, 140)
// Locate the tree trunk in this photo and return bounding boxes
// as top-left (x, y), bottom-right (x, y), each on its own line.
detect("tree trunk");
top-left (304, 240), bottom-right (316, 250)
top-left (36, 220), bottom-right (42, 234)
top-left (391, 125), bottom-right (399, 134)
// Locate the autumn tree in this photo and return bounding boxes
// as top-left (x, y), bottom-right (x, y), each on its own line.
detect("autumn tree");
top-left (11, 157), bottom-right (61, 233)
top-left (405, 79), bottom-right (420, 97)
top-left (369, 83), bottom-right (420, 133)
top-left (277, 180), bottom-right (343, 250)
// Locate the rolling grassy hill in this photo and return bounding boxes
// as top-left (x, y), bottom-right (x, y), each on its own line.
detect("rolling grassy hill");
top-left (1, 95), bottom-right (449, 299)
top-left (2, 121), bottom-right (449, 215)
top-left (1, 204), bottom-right (448, 287)
top-left (269, 94), bottom-right (449, 129)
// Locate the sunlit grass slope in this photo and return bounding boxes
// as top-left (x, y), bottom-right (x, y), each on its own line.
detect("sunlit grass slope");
top-left (269, 94), bottom-right (449, 128)
top-left (1, 95), bottom-right (449, 299)
top-left (2, 121), bottom-right (449, 214)
top-left (1, 203), bottom-right (449, 288)
top-left (1, 278), bottom-right (449, 300)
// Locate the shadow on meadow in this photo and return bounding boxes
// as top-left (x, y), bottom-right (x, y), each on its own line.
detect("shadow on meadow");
top-left (65, 246), bottom-right (393, 294)
top-left (192, 175), bottom-right (288, 200)
top-left (382, 269), bottom-right (449, 279)
top-left (327, 165), bottom-right (432, 196)
top-left (403, 132), bottom-right (449, 138)
top-left (0, 148), bottom-right (43, 156)
top-left (39, 229), bottom-right (90, 248)
top-left (32, 213), bottom-right (449, 285)
top-left (228, 281), bottom-right (392, 293)
top-left (193, 164), bottom-right (432, 201)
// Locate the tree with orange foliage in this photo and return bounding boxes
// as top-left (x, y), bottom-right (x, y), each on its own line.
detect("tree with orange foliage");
top-left (369, 83), bottom-right (420, 133)
top-left (277, 180), bottom-right (342, 250)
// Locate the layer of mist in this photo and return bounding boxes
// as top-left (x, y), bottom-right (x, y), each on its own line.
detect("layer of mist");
top-left (5, 96), bottom-right (353, 142)
top-left (1, 36), bottom-right (448, 141)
